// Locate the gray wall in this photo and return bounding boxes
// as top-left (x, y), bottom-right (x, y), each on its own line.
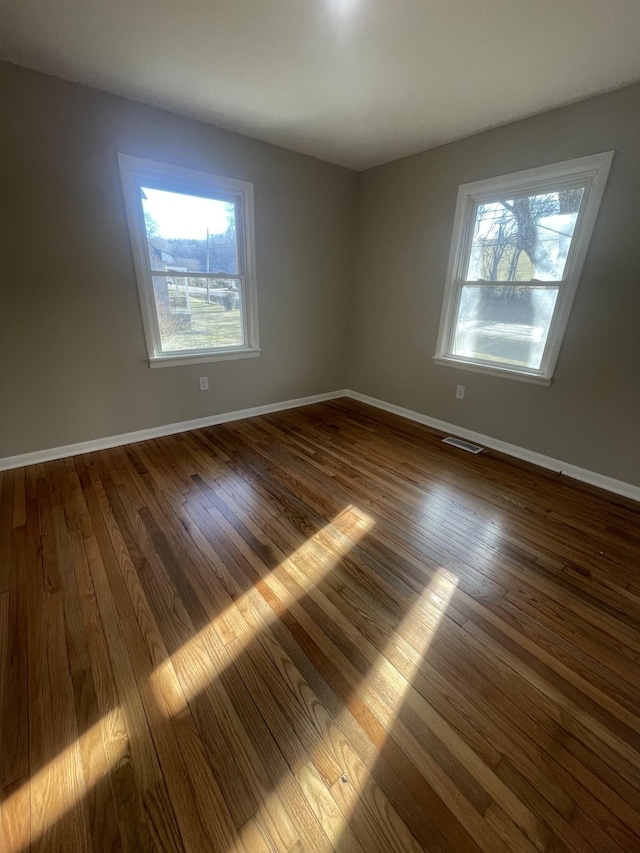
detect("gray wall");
top-left (2, 62), bottom-right (638, 487)
top-left (0, 62), bottom-right (357, 457)
top-left (349, 83), bottom-right (640, 486)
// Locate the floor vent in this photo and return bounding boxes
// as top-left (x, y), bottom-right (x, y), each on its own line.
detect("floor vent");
top-left (442, 436), bottom-right (485, 455)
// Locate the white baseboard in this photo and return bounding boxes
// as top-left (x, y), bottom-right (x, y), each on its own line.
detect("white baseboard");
top-left (345, 390), bottom-right (640, 503)
top-left (0, 390), bottom-right (348, 472)
top-left (3, 386), bottom-right (638, 503)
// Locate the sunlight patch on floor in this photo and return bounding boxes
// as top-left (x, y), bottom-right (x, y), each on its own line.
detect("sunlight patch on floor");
top-left (331, 571), bottom-right (459, 841)
top-left (151, 504), bottom-right (376, 718)
top-left (0, 716), bottom-right (128, 853)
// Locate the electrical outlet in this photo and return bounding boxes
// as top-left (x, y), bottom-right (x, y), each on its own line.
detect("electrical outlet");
top-left (199, 376), bottom-right (209, 391)
top-left (456, 385), bottom-right (465, 399)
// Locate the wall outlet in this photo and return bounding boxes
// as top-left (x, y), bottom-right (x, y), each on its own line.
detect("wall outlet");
top-left (199, 376), bottom-right (209, 391)
top-left (456, 385), bottom-right (465, 399)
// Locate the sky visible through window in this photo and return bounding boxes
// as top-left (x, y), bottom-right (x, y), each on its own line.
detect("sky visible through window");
top-left (141, 187), bottom-right (231, 239)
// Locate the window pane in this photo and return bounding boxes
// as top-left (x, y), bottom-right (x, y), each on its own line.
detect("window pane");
top-left (452, 284), bottom-right (558, 370)
top-left (141, 187), bottom-right (238, 274)
top-left (152, 276), bottom-right (244, 352)
top-left (466, 188), bottom-right (584, 282)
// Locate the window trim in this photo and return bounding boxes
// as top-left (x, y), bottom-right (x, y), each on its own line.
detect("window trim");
top-left (434, 151), bottom-right (614, 383)
top-left (118, 153), bottom-right (260, 368)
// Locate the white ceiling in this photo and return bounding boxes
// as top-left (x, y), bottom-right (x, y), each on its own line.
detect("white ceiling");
top-left (2, 0), bottom-right (639, 170)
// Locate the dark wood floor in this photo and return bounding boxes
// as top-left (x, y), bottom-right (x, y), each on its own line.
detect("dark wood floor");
top-left (1, 398), bottom-right (639, 852)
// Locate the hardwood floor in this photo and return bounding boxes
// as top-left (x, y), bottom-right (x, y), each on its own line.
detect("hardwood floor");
top-left (1, 397), bottom-right (639, 852)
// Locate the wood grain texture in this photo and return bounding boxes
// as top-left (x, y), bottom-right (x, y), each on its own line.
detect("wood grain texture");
top-left (0, 398), bottom-right (639, 852)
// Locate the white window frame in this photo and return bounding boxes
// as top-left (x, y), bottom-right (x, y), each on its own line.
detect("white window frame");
top-left (118, 153), bottom-right (260, 368)
top-left (434, 151), bottom-right (613, 384)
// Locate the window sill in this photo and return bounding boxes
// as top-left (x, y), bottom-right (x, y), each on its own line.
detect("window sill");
top-left (149, 347), bottom-right (261, 369)
top-left (433, 355), bottom-right (552, 385)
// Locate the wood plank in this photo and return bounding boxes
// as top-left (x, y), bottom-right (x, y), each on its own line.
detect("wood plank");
top-left (0, 470), bottom-right (14, 592)
top-left (1, 774), bottom-right (32, 853)
top-left (2, 399), bottom-right (639, 851)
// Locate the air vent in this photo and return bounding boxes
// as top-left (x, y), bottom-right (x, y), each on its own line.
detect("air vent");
top-left (442, 436), bottom-right (485, 455)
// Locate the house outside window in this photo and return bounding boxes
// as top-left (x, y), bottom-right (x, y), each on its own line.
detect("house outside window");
top-left (118, 154), bottom-right (259, 368)
top-left (434, 152), bottom-right (613, 384)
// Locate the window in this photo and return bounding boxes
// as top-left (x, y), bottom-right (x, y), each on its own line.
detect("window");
top-left (118, 154), bottom-right (259, 368)
top-left (434, 152), bottom-right (613, 383)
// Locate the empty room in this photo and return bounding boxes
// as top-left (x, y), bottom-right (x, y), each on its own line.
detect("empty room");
top-left (1, 1), bottom-right (639, 851)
